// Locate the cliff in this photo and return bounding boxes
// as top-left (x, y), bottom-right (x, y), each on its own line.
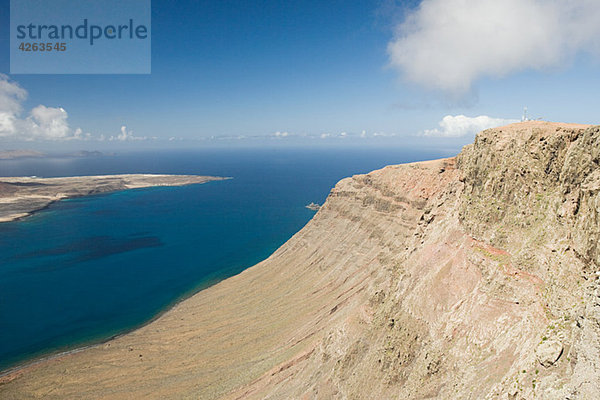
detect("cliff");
top-left (1, 122), bottom-right (599, 399)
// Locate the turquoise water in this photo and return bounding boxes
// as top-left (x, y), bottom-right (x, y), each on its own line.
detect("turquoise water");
top-left (0, 148), bottom-right (444, 371)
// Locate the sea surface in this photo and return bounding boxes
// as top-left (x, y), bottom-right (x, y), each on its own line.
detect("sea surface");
top-left (0, 147), bottom-right (446, 371)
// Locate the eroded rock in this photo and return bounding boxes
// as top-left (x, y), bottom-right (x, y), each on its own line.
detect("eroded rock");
top-left (536, 339), bottom-right (564, 368)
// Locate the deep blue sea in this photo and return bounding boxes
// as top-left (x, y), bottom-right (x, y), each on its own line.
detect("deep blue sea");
top-left (0, 147), bottom-right (445, 371)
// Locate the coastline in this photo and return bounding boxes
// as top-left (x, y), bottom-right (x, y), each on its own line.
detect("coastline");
top-left (3, 122), bottom-right (598, 399)
top-left (0, 156), bottom-right (455, 399)
top-left (0, 268), bottom-right (227, 378)
top-left (0, 173), bottom-right (233, 374)
top-left (0, 174), bottom-right (230, 223)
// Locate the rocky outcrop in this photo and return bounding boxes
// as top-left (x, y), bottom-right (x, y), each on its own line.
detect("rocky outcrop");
top-left (455, 122), bottom-right (600, 398)
top-left (0, 122), bottom-right (599, 399)
top-left (536, 340), bottom-right (563, 368)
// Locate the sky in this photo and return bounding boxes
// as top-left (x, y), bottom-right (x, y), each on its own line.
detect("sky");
top-left (0, 0), bottom-right (599, 151)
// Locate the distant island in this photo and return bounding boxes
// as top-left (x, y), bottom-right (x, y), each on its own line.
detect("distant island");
top-left (0, 149), bottom-right (44, 160)
top-left (305, 202), bottom-right (320, 211)
top-left (0, 149), bottom-right (115, 159)
top-left (0, 174), bottom-right (228, 223)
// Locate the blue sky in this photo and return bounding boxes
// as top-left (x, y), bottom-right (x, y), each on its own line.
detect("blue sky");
top-left (0, 0), bottom-right (599, 150)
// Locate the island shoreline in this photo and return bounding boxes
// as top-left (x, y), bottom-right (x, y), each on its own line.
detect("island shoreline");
top-left (0, 174), bottom-right (232, 224)
top-left (0, 174), bottom-right (233, 375)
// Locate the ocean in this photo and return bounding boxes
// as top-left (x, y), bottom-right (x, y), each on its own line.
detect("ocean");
top-left (0, 147), bottom-right (445, 371)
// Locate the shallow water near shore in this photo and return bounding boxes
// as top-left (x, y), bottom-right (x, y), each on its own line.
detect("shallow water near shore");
top-left (0, 147), bottom-right (444, 371)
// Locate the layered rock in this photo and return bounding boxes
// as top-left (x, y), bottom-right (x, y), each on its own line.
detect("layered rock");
top-left (1, 122), bottom-right (599, 399)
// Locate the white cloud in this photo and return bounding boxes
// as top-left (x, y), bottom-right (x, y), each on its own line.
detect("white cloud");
top-left (0, 74), bottom-right (91, 141)
top-left (272, 131), bottom-right (289, 138)
top-left (0, 75), bottom-right (27, 135)
top-left (388, 0), bottom-right (600, 94)
top-left (423, 115), bottom-right (518, 137)
top-left (73, 127), bottom-right (92, 140)
top-left (27, 105), bottom-right (70, 139)
top-left (109, 125), bottom-right (146, 141)
top-left (319, 131), bottom-right (355, 139)
top-left (373, 132), bottom-right (390, 137)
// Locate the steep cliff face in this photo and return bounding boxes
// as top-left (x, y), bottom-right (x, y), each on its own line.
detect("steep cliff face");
top-left (1, 122), bottom-right (599, 399)
top-left (230, 122), bottom-right (600, 399)
top-left (455, 122), bottom-right (600, 398)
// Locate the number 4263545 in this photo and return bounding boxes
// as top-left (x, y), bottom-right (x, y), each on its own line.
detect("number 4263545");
top-left (18, 42), bottom-right (66, 51)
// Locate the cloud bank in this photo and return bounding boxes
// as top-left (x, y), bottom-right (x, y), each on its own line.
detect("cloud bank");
top-left (0, 74), bottom-right (91, 141)
top-left (388, 0), bottom-right (600, 94)
top-left (423, 115), bottom-right (518, 137)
